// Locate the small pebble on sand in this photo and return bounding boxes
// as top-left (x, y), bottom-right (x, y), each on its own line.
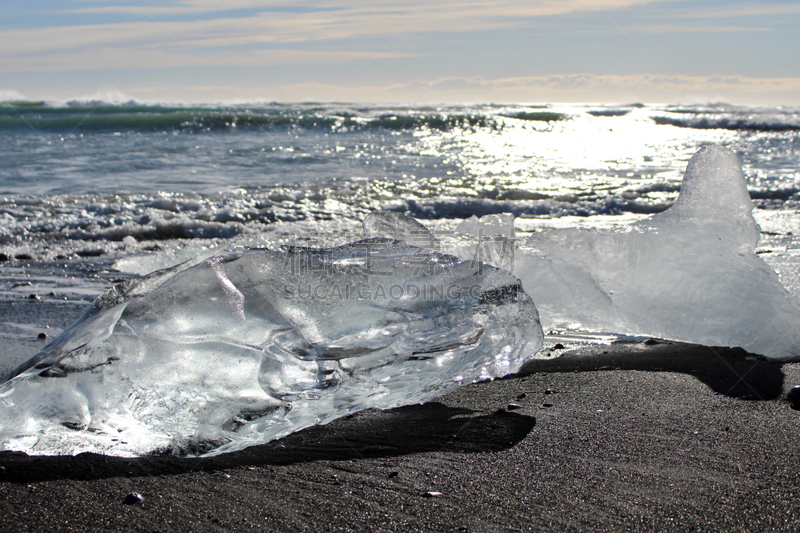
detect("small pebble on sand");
top-left (122, 492), bottom-right (143, 505)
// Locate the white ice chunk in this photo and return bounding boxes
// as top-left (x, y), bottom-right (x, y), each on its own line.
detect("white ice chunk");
top-left (436, 214), bottom-right (517, 272)
top-left (363, 210), bottom-right (432, 243)
top-left (0, 231), bottom-right (542, 457)
top-left (456, 213), bottom-right (516, 239)
top-left (516, 145), bottom-right (800, 360)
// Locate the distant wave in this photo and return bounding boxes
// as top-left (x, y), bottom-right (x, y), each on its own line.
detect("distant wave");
top-left (0, 102), bottom-right (574, 133)
top-left (8, 101), bottom-right (799, 134)
top-left (500, 111), bottom-right (567, 122)
top-left (652, 110), bottom-right (800, 132)
top-left (586, 109), bottom-right (631, 117)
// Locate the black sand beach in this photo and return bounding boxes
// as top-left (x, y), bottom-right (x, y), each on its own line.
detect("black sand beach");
top-left (1, 265), bottom-right (800, 532)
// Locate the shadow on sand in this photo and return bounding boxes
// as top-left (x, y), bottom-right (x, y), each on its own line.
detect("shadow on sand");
top-left (521, 339), bottom-right (786, 401)
top-left (1, 339), bottom-right (789, 485)
top-left (0, 402), bottom-right (535, 484)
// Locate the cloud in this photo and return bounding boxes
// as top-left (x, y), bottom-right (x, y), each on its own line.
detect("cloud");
top-left (3, 0), bottom-right (684, 71)
top-left (0, 89), bottom-right (30, 102)
top-left (66, 0), bottom-right (667, 18)
top-left (0, 46), bottom-right (412, 72)
top-left (670, 3), bottom-right (800, 19)
top-left (117, 73), bottom-right (800, 105)
top-left (8, 0), bottom-right (789, 75)
top-left (622, 24), bottom-right (771, 33)
top-left (405, 72), bottom-right (800, 92)
top-left (255, 74), bottom-right (800, 104)
top-left (5, 0), bottom-right (798, 105)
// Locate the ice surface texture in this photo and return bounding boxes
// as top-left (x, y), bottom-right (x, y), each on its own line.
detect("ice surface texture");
top-left (0, 230), bottom-right (542, 456)
top-left (513, 145), bottom-right (800, 360)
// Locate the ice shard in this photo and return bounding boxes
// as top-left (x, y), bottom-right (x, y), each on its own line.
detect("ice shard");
top-left (0, 231), bottom-right (542, 456)
top-left (514, 145), bottom-right (800, 360)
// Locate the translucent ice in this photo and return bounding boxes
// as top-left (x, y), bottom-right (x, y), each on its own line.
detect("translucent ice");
top-left (432, 214), bottom-right (518, 273)
top-left (363, 209), bottom-right (431, 242)
top-left (456, 213), bottom-right (516, 239)
top-left (0, 233), bottom-right (542, 456)
top-left (515, 145), bottom-right (800, 360)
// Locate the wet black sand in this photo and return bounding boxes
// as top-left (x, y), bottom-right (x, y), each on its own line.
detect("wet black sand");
top-left (1, 264), bottom-right (799, 532)
top-left (1, 339), bottom-right (799, 532)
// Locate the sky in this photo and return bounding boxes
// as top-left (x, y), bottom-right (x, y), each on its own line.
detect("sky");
top-left (2, 0), bottom-right (800, 105)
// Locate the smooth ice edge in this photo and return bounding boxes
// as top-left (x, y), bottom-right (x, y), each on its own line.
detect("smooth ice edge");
top-left (513, 145), bottom-right (800, 360)
top-left (0, 235), bottom-right (542, 457)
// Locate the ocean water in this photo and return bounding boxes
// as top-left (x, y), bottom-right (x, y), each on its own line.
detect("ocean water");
top-left (1, 101), bottom-right (798, 256)
top-left (1, 100), bottom-right (800, 316)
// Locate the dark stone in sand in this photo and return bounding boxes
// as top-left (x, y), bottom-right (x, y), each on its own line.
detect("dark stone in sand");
top-left (27, 294), bottom-right (39, 300)
top-left (553, 343), bottom-right (565, 350)
top-left (37, 332), bottom-right (47, 340)
top-left (787, 386), bottom-right (800, 410)
top-left (388, 471), bottom-right (399, 478)
top-left (14, 254), bottom-right (32, 260)
top-left (507, 404), bottom-right (521, 411)
top-left (0, 253), bottom-right (8, 262)
top-left (122, 492), bottom-right (143, 505)
top-left (517, 393), bottom-right (527, 399)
